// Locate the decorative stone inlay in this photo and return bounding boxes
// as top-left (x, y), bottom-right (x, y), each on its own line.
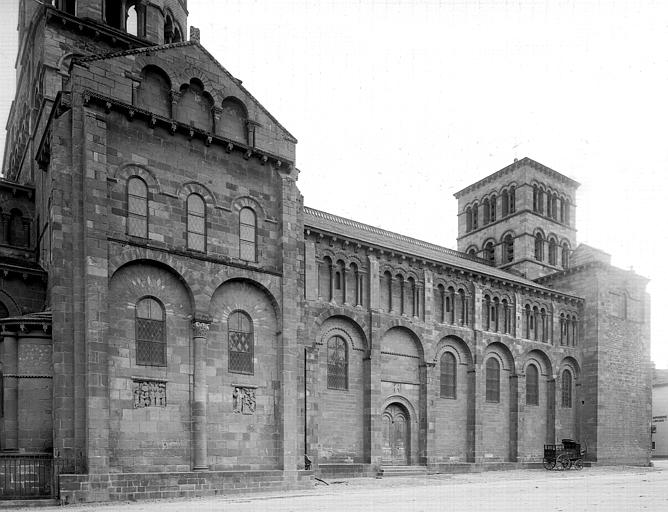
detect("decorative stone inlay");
top-left (133, 379), bottom-right (166, 408)
top-left (232, 386), bottom-right (256, 415)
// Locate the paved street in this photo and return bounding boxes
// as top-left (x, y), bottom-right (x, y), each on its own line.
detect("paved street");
top-left (10, 461), bottom-right (668, 512)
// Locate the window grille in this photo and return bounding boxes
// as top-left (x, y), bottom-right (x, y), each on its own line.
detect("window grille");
top-left (187, 193), bottom-right (206, 252)
top-left (128, 177), bottom-right (148, 238)
top-left (562, 369), bottom-right (572, 408)
top-left (440, 352), bottom-right (457, 399)
top-left (136, 297), bottom-right (166, 366)
top-left (327, 336), bottom-right (348, 390)
top-left (486, 358), bottom-right (500, 402)
top-left (526, 364), bottom-right (539, 405)
top-left (239, 207), bottom-right (256, 262)
top-left (228, 311), bottom-right (254, 374)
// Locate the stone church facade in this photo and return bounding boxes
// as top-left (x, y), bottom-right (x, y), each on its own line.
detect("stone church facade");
top-left (0, 0), bottom-right (652, 503)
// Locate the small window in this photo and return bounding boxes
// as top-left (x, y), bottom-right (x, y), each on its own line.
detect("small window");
top-left (136, 297), bottom-right (166, 366)
top-left (239, 207), bottom-right (257, 262)
top-left (228, 311), bottom-right (254, 374)
top-left (526, 364), bottom-right (539, 406)
top-left (440, 352), bottom-right (457, 399)
top-left (127, 177), bottom-right (148, 238)
top-left (187, 194), bottom-right (206, 252)
top-left (535, 232), bottom-right (544, 261)
top-left (486, 358), bottom-right (500, 402)
top-left (503, 234), bottom-right (514, 263)
top-left (562, 369), bottom-right (572, 408)
top-left (327, 336), bottom-right (348, 390)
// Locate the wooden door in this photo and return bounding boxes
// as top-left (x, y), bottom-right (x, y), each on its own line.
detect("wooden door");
top-left (381, 404), bottom-right (409, 465)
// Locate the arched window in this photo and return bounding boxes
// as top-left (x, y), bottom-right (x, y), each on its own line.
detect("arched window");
top-left (561, 243), bottom-right (570, 268)
top-left (548, 237), bottom-right (557, 265)
top-left (524, 305), bottom-right (532, 338)
top-left (483, 198), bottom-right (490, 224)
top-left (447, 286), bottom-right (456, 324)
top-left (126, 4), bottom-right (138, 36)
top-left (164, 14), bottom-right (182, 43)
top-left (533, 185), bottom-right (540, 212)
top-left (501, 190), bottom-right (509, 216)
top-left (187, 193), bottom-right (206, 252)
top-left (534, 232), bottom-right (544, 261)
top-left (501, 299), bottom-right (509, 334)
top-left (538, 187), bottom-right (544, 213)
top-left (484, 241), bottom-right (495, 265)
top-left (563, 199), bottom-right (570, 224)
top-left (486, 358), bottom-right (500, 402)
top-left (382, 271), bottom-right (392, 312)
top-left (458, 288), bottom-right (468, 325)
top-left (465, 207), bottom-right (472, 232)
top-left (221, 97), bottom-right (249, 143)
top-left (136, 297), bottom-right (166, 366)
top-left (472, 204), bottom-right (479, 230)
top-left (482, 295), bottom-right (491, 330)
top-left (509, 187), bottom-right (516, 213)
top-left (546, 193), bottom-right (553, 218)
top-left (526, 364), bottom-right (539, 405)
top-left (562, 369), bottom-right (572, 408)
top-left (105, 0), bottom-right (122, 29)
top-left (127, 177), bottom-right (148, 238)
top-left (435, 284), bottom-right (445, 323)
top-left (239, 207), bottom-right (256, 262)
top-left (319, 256), bottom-right (333, 301)
top-left (327, 336), bottom-right (348, 390)
top-left (492, 297), bottom-right (500, 332)
top-left (467, 247), bottom-right (477, 257)
top-left (440, 352), bottom-right (457, 399)
top-left (228, 310), bottom-right (254, 374)
top-left (407, 276), bottom-right (416, 317)
top-left (137, 66), bottom-right (171, 117)
top-left (503, 234), bottom-right (514, 263)
top-left (551, 193), bottom-right (558, 218)
top-left (490, 194), bottom-right (497, 221)
top-left (540, 308), bottom-right (548, 342)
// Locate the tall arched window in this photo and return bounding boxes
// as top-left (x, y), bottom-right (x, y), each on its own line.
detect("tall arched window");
top-left (486, 358), bottom-right (500, 402)
top-left (501, 190), bottom-right (509, 216)
top-left (136, 297), bottom-right (166, 366)
top-left (548, 237), bottom-right (557, 265)
top-left (127, 177), bottom-right (148, 238)
top-left (561, 243), bottom-right (570, 268)
top-left (563, 199), bottom-right (570, 225)
top-left (440, 352), bottom-right (457, 399)
top-left (482, 295), bottom-right (491, 330)
top-left (484, 241), bottom-right (495, 265)
top-left (533, 185), bottom-right (540, 212)
top-left (465, 207), bottom-right (472, 232)
top-left (490, 194), bottom-right (497, 221)
top-left (327, 336), bottom-right (348, 390)
top-left (551, 193), bottom-right (558, 218)
top-left (447, 286), bottom-right (456, 324)
top-left (509, 187), bottom-right (516, 213)
top-left (467, 247), bottom-right (477, 257)
top-left (483, 198), bottom-right (490, 225)
top-left (382, 271), bottom-right (392, 312)
top-left (472, 204), bottom-right (479, 230)
top-left (239, 207), bottom-right (257, 262)
top-left (435, 284), bottom-right (445, 323)
top-left (562, 369), bottom-right (572, 408)
top-left (458, 288), bottom-right (468, 325)
top-left (228, 310), bottom-right (254, 374)
top-left (546, 193), bottom-right (553, 218)
top-left (187, 193), bottom-right (206, 252)
top-left (535, 232), bottom-right (544, 261)
top-left (503, 234), bottom-right (514, 263)
top-left (526, 364), bottom-right (539, 405)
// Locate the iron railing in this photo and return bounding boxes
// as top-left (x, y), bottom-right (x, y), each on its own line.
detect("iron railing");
top-left (0, 453), bottom-right (86, 499)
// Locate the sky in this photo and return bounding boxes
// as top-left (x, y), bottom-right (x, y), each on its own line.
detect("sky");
top-left (1, 0), bottom-right (667, 365)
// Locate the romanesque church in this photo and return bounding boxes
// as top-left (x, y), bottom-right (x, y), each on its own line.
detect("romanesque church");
top-left (0, 0), bottom-right (652, 503)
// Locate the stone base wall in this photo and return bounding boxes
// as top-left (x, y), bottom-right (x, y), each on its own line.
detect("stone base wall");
top-left (59, 470), bottom-right (314, 504)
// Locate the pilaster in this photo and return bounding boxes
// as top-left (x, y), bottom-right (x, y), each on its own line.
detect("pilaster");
top-left (192, 320), bottom-right (210, 470)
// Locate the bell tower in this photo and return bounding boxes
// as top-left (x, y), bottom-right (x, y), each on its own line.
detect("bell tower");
top-left (4, 0), bottom-right (188, 182)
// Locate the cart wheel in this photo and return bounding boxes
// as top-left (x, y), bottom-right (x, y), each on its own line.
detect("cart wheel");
top-left (556, 454), bottom-right (571, 470)
top-left (543, 457), bottom-right (556, 470)
top-left (573, 459), bottom-right (583, 470)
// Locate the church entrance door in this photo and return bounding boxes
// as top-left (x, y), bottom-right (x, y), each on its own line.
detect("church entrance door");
top-left (381, 403), bottom-right (409, 465)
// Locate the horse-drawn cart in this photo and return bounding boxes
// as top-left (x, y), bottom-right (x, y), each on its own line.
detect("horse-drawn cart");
top-left (543, 439), bottom-right (586, 470)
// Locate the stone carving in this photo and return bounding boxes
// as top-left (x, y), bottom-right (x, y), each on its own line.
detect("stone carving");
top-left (232, 386), bottom-right (256, 415)
top-left (133, 379), bottom-right (166, 408)
top-left (192, 321), bottom-right (210, 338)
top-left (393, 383), bottom-right (401, 393)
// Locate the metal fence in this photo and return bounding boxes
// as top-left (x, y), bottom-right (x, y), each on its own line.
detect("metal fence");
top-left (0, 453), bottom-right (86, 499)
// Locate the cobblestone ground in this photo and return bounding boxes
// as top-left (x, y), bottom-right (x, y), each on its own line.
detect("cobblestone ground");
top-left (10, 461), bottom-right (668, 512)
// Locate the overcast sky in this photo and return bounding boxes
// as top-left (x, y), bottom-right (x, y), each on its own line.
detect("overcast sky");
top-left (1, 0), bottom-right (667, 366)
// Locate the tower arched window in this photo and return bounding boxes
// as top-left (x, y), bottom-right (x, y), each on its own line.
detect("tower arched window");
top-left (538, 187), bottom-right (544, 213)
top-left (136, 297), bottom-right (166, 366)
top-left (535, 232), bottom-right (544, 261)
top-left (490, 194), bottom-right (497, 221)
top-left (546, 193), bottom-right (553, 218)
top-left (440, 352), bottom-right (457, 399)
top-left (561, 243), bottom-right (570, 268)
top-left (482, 295), bottom-right (491, 330)
top-left (503, 234), bottom-right (514, 263)
top-left (447, 286), bottom-right (456, 324)
top-left (562, 369), bottom-right (573, 408)
top-left (484, 241), bottom-right (495, 265)
top-left (548, 237), bottom-right (557, 265)
top-left (509, 187), bottom-right (516, 213)
top-left (563, 199), bottom-right (570, 225)
top-left (501, 190), bottom-right (509, 217)
top-left (435, 284), bottom-right (445, 323)
top-left (127, 177), bottom-right (148, 238)
top-left (551, 193), bottom-right (558, 219)
top-left (228, 310), bottom-right (254, 374)
top-left (526, 364), bottom-right (539, 406)
top-left (472, 204), bottom-right (479, 230)
top-left (465, 207), bottom-right (472, 232)
top-left (187, 193), bottom-right (206, 252)
top-left (486, 358), bottom-right (500, 403)
top-left (483, 198), bottom-right (490, 225)
top-left (533, 185), bottom-right (540, 212)
top-left (382, 271), bottom-right (392, 312)
top-left (239, 207), bottom-right (257, 262)
top-left (327, 336), bottom-right (348, 390)
top-left (467, 247), bottom-right (477, 257)
top-left (458, 288), bottom-right (468, 325)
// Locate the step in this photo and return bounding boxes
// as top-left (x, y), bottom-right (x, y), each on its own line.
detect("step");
top-left (0, 499), bottom-right (59, 508)
top-left (380, 465), bottom-right (428, 477)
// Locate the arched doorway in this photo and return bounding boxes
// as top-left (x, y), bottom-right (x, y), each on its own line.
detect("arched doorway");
top-left (382, 403), bottom-right (410, 465)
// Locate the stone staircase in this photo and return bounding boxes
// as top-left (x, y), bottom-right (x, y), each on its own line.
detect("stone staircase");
top-left (379, 465), bottom-right (428, 478)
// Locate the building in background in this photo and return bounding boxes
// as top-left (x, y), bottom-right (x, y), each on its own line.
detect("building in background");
top-left (0, 0), bottom-right (652, 503)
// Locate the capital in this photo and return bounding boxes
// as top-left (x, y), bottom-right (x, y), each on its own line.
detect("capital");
top-left (192, 321), bottom-right (210, 338)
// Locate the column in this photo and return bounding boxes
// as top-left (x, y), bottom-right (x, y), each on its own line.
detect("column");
top-left (192, 320), bottom-right (210, 470)
top-left (1, 331), bottom-right (18, 450)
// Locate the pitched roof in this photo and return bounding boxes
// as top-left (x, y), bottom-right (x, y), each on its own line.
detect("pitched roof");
top-left (75, 41), bottom-right (297, 142)
top-left (304, 206), bottom-right (582, 299)
top-left (454, 157), bottom-right (581, 199)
